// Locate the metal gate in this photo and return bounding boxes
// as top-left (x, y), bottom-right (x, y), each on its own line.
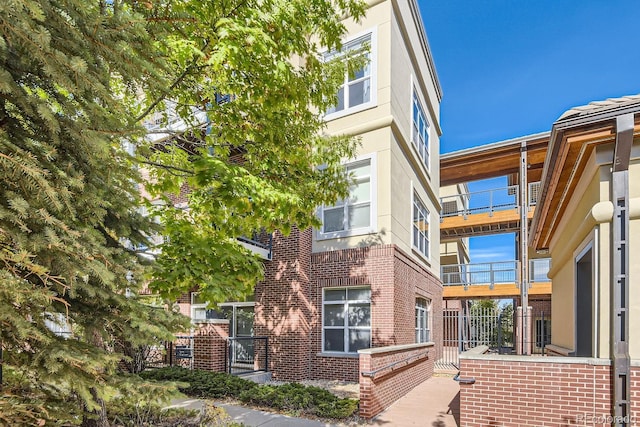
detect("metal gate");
top-left (437, 304), bottom-right (551, 370)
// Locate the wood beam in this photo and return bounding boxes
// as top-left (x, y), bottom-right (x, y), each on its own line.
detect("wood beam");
top-left (443, 282), bottom-right (552, 299)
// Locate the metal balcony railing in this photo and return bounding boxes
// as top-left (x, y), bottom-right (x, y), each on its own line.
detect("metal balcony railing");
top-left (441, 258), bottom-right (551, 288)
top-left (440, 182), bottom-right (541, 219)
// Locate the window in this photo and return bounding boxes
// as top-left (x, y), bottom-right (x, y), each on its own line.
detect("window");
top-left (413, 192), bottom-right (430, 258)
top-left (412, 90), bottom-right (430, 170)
top-left (191, 293), bottom-right (223, 321)
top-left (320, 158), bottom-right (373, 236)
top-left (415, 298), bottom-right (431, 343)
top-left (323, 287), bottom-right (371, 353)
top-left (325, 32), bottom-right (374, 117)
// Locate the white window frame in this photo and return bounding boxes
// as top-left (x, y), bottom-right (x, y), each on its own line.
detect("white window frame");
top-left (323, 28), bottom-right (377, 121)
top-left (317, 153), bottom-right (377, 240)
top-left (322, 287), bottom-right (371, 354)
top-left (415, 298), bottom-right (431, 343)
top-left (411, 88), bottom-right (430, 172)
top-left (190, 292), bottom-right (224, 321)
top-left (412, 190), bottom-right (430, 260)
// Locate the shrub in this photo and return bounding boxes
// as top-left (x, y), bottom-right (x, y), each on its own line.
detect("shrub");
top-left (140, 367), bottom-right (358, 419)
top-left (140, 367), bottom-right (255, 398)
top-left (107, 401), bottom-right (245, 426)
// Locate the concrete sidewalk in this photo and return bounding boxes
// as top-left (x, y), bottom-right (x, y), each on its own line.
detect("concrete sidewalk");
top-left (168, 374), bottom-right (460, 427)
top-left (371, 375), bottom-right (460, 427)
top-left (167, 398), bottom-right (339, 426)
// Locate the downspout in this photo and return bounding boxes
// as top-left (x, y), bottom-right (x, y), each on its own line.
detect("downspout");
top-left (611, 113), bottom-right (633, 424)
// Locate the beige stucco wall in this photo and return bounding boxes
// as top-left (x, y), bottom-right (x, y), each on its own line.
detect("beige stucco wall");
top-left (313, 0), bottom-right (442, 277)
top-left (547, 139), bottom-right (640, 359)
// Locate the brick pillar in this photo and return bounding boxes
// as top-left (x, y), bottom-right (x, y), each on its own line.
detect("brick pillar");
top-left (192, 320), bottom-right (229, 372)
top-left (254, 227), bottom-right (312, 381)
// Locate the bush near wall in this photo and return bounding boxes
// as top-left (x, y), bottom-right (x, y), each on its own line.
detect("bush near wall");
top-left (139, 367), bottom-right (358, 419)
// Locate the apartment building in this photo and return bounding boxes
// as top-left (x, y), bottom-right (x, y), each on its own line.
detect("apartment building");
top-left (175, 0), bottom-right (444, 382)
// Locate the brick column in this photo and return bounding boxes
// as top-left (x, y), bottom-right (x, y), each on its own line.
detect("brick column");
top-left (254, 227), bottom-right (312, 381)
top-left (192, 320), bottom-right (229, 372)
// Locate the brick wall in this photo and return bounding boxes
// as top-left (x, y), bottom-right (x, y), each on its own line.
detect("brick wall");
top-left (310, 244), bottom-right (395, 381)
top-left (393, 249), bottom-right (443, 361)
top-left (458, 356), bottom-right (640, 426)
top-left (192, 321), bottom-right (229, 372)
top-left (181, 229), bottom-right (443, 382)
top-left (358, 343), bottom-right (435, 419)
top-left (633, 365), bottom-right (640, 421)
top-left (176, 292), bottom-right (191, 317)
top-left (309, 244), bottom-right (442, 382)
top-left (254, 227), bottom-right (313, 381)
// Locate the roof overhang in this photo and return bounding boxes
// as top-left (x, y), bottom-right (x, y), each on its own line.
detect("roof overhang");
top-left (530, 95), bottom-right (640, 250)
top-left (440, 132), bottom-right (550, 187)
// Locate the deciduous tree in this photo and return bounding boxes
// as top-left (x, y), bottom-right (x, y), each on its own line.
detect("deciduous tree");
top-left (0, 0), bottom-right (364, 423)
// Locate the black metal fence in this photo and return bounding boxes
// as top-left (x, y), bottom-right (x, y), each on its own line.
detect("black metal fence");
top-left (438, 307), bottom-right (551, 369)
top-left (225, 336), bottom-right (268, 375)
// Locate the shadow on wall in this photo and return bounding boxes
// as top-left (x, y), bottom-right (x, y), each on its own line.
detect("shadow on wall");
top-left (253, 227), bottom-right (393, 380)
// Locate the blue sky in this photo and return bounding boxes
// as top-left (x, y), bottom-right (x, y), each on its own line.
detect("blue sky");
top-left (420, 0), bottom-right (640, 153)
top-left (419, 1), bottom-right (640, 262)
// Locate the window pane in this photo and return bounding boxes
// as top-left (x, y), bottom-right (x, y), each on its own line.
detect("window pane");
top-left (347, 288), bottom-right (371, 300)
top-left (350, 180), bottom-right (370, 203)
top-left (348, 161), bottom-right (371, 178)
top-left (192, 293), bottom-right (207, 305)
top-left (323, 207), bottom-right (344, 232)
top-left (350, 65), bottom-right (365, 81)
top-left (328, 87), bottom-right (345, 114)
top-left (324, 329), bottom-right (345, 352)
top-left (348, 204), bottom-right (370, 229)
top-left (348, 304), bottom-right (370, 327)
top-left (349, 329), bottom-right (371, 352)
top-left (325, 289), bottom-right (346, 301)
top-left (236, 307), bottom-right (254, 336)
top-left (324, 304), bottom-right (345, 326)
top-left (348, 79), bottom-right (370, 107)
top-left (193, 307), bottom-right (207, 320)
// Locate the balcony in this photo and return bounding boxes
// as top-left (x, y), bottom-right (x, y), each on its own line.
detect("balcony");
top-left (440, 182), bottom-right (540, 239)
top-left (440, 258), bottom-right (551, 298)
top-left (237, 230), bottom-right (273, 261)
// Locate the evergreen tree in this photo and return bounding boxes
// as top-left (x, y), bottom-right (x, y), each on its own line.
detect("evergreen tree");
top-left (1, 0), bottom-right (365, 424)
top-left (0, 1), bottom-right (187, 424)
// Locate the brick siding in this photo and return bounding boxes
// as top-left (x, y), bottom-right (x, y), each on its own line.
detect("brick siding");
top-left (459, 356), bottom-right (640, 426)
top-left (192, 321), bottom-right (229, 372)
top-left (253, 227), bottom-right (313, 381)
top-left (185, 227), bottom-right (443, 383)
top-left (309, 244), bottom-right (442, 381)
top-left (358, 343), bottom-right (435, 419)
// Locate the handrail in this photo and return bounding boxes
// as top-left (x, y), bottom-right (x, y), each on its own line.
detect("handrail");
top-left (360, 350), bottom-right (429, 379)
top-left (451, 364), bottom-right (476, 385)
top-left (440, 185), bottom-right (521, 218)
top-left (441, 259), bottom-right (550, 287)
